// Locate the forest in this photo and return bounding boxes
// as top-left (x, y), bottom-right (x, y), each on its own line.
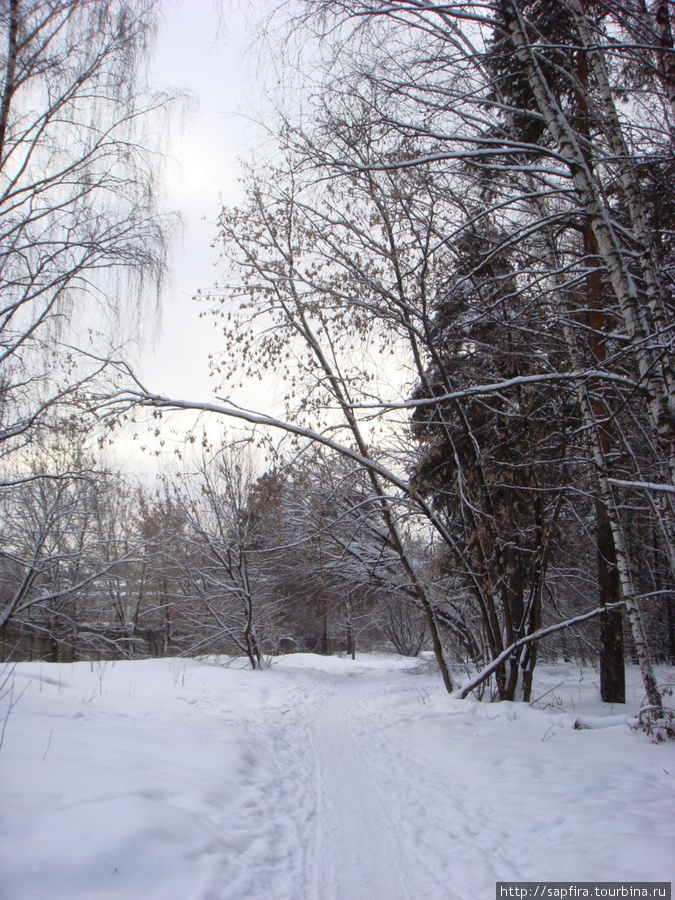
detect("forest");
top-left (2, 0), bottom-right (675, 739)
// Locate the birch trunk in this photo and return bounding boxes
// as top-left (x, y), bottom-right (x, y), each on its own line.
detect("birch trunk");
top-left (504, 1), bottom-right (675, 507)
top-left (536, 210), bottom-right (663, 711)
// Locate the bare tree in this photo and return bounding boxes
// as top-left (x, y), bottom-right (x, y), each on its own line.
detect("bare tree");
top-left (0, 0), bottom-right (175, 657)
top-left (164, 447), bottom-right (274, 668)
top-left (0, 0), bottom-right (171, 465)
top-left (279, 0), bottom-right (675, 720)
top-left (0, 418), bottom-right (139, 658)
top-left (256, 450), bottom-right (429, 658)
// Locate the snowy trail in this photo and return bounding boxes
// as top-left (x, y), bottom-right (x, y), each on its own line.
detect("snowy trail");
top-left (301, 672), bottom-right (515, 900)
top-left (214, 665), bottom-right (460, 900)
top-left (2, 655), bottom-right (674, 900)
top-left (306, 677), bottom-right (418, 900)
top-left (215, 665), bottom-right (521, 900)
top-left (212, 660), bottom-right (675, 900)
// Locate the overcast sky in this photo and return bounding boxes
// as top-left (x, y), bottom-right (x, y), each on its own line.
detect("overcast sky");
top-left (113, 0), bottom-right (281, 466)
top-left (142, 0), bottom-right (270, 405)
top-left (90, 1), bottom-right (262, 471)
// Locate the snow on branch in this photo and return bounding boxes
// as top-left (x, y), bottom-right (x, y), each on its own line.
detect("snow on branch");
top-left (347, 370), bottom-right (643, 411)
top-left (455, 602), bottom-right (626, 700)
top-left (608, 478), bottom-right (675, 496)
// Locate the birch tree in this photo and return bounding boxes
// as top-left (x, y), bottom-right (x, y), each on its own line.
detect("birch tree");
top-left (285, 0), bottom-right (675, 721)
top-left (0, 0), bottom-right (170, 467)
top-left (0, 0), bottom-right (174, 657)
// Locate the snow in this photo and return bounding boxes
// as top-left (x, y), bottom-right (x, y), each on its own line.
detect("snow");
top-left (1, 654), bottom-right (674, 900)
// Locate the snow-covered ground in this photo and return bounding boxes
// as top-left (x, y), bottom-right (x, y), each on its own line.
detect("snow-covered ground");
top-left (1, 654), bottom-right (674, 900)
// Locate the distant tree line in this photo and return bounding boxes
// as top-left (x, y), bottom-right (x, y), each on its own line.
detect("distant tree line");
top-left (7, 434), bottom-right (672, 678)
top-left (0, 438), bottom-right (426, 664)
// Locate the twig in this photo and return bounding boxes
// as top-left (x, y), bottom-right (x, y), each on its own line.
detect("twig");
top-left (529, 681), bottom-right (564, 707)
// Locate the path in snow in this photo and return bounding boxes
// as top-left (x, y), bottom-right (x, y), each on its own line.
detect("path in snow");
top-left (211, 659), bottom-right (675, 900)
top-left (307, 676), bottom-right (420, 900)
top-left (216, 667), bottom-right (450, 900)
top-left (2, 655), bottom-right (674, 900)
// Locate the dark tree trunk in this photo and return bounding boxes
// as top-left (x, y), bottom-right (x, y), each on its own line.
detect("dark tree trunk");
top-left (597, 500), bottom-right (626, 703)
top-left (345, 614), bottom-right (355, 660)
top-left (667, 594), bottom-right (675, 665)
top-left (580, 106), bottom-right (626, 702)
top-left (320, 598), bottom-right (330, 655)
top-left (504, 545), bottom-right (525, 700)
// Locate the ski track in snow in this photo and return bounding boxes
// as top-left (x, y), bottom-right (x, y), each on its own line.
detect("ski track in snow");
top-left (2, 655), bottom-right (674, 900)
top-left (214, 669), bottom-right (448, 900)
top-left (204, 661), bottom-right (675, 900)
top-left (307, 677), bottom-right (420, 900)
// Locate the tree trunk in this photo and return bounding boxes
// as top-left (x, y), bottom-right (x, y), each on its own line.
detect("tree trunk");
top-left (582, 201), bottom-right (625, 703)
top-left (0, 0), bottom-right (19, 166)
top-left (504, 545), bottom-right (525, 701)
top-left (596, 500), bottom-right (625, 702)
top-left (345, 609), bottom-right (355, 660)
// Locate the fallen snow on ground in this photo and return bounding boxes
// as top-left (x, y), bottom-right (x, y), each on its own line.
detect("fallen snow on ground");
top-left (1, 654), bottom-right (674, 900)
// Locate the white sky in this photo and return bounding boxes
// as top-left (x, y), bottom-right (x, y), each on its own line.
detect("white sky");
top-left (110, 1), bottom-right (405, 472)
top-left (142, 0), bottom-right (270, 405)
top-left (119, 0), bottom-right (280, 467)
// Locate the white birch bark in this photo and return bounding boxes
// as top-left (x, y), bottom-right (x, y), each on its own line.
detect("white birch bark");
top-left (535, 207), bottom-right (664, 711)
top-left (504, 1), bottom-right (675, 492)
